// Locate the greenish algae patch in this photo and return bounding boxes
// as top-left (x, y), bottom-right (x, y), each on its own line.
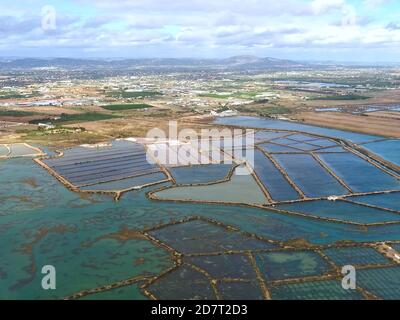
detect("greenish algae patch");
top-left (152, 166), bottom-right (268, 205)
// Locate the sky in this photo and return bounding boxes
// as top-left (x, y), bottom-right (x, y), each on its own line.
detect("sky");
top-left (0, 0), bottom-right (399, 62)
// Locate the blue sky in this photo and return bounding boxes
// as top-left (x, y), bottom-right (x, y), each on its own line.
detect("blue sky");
top-left (0, 0), bottom-right (399, 62)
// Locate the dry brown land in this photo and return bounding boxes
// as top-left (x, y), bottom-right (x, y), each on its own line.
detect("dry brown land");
top-left (303, 89), bottom-right (400, 109)
top-left (293, 111), bottom-right (400, 138)
top-left (13, 106), bottom-right (82, 115)
top-left (66, 114), bottom-right (218, 138)
top-left (364, 111), bottom-right (400, 121)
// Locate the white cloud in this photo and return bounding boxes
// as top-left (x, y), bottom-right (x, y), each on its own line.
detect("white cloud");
top-left (310, 0), bottom-right (345, 14)
top-left (363, 0), bottom-right (386, 10)
top-left (0, 0), bottom-right (398, 60)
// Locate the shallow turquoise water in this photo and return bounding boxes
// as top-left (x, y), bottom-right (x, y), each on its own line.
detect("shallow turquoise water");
top-left (9, 144), bottom-right (39, 157)
top-left (168, 164), bottom-right (232, 185)
top-left (254, 250), bottom-right (331, 281)
top-left (357, 266), bottom-right (400, 300)
top-left (153, 166), bottom-right (268, 205)
top-left (80, 172), bottom-right (167, 191)
top-left (270, 279), bottom-right (364, 300)
top-left (184, 254), bottom-right (257, 279)
top-left (1, 160), bottom-right (400, 299)
top-left (1, 115), bottom-right (400, 299)
top-left (217, 281), bottom-right (264, 300)
top-left (0, 145), bottom-right (9, 157)
top-left (323, 246), bottom-right (391, 266)
top-left (147, 265), bottom-right (216, 300)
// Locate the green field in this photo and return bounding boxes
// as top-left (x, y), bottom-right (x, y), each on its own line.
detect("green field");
top-left (260, 106), bottom-right (293, 115)
top-left (0, 110), bottom-right (37, 117)
top-left (311, 94), bottom-right (370, 101)
top-left (106, 91), bottom-right (162, 98)
top-left (54, 112), bottom-right (120, 123)
top-left (0, 91), bottom-right (41, 99)
top-left (29, 112), bottom-right (120, 124)
top-left (199, 92), bottom-right (261, 100)
top-left (199, 93), bottom-right (232, 99)
top-left (101, 103), bottom-right (153, 111)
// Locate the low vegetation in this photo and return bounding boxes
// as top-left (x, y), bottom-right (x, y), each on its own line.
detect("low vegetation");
top-left (0, 110), bottom-right (37, 117)
top-left (29, 112), bottom-right (120, 124)
top-left (101, 103), bottom-right (153, 111)
top-left (106, 91), bottom-right (162, 98)
top-left (0, 91), bottom-right (41, 99)
top-left (199, 93), bottom-right (231, 99)
top-left (310, 94), bottom-right (370, 101)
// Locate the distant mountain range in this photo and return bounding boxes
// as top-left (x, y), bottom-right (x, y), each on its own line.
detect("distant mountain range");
top-left (0, 55), bottom-right (309, 70)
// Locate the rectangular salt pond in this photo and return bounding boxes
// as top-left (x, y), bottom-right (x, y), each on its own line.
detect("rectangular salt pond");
top-left (283, 141), bottom-right (321, 151)
top-left (217, 281), bottom-right (264, 300)
top-left (284, 133), bottom-right (318, 142)
top-left (315, 146), bottom-right (347, 153)
top-left (168, 164), bottom-right (232, 185)
top-left (347, 192), bottom-right (400, 212)
top-left (152, 166), bottom-right (268, 205)
top-left (361, 139), bottom-right (400, 167)
top-left (147, 143), bottom-right (211, 167)
top-left (270, 279), bottom-right (364, 300)
top-left (270, 137), bottom-right (323, 151)
top-left (323, 246), bottom-right (391, 266)
top-left (67, 166), bottom-right (159, 187)
top-left (304, 138), bottom-right (338, 148)
top-left (184, 254), bottom-right (257, 279)
top-left (80, 172), bottom-right (168, 191)
top-left (0, 145), bottom-right (9, 157)
top-left (254, 131), bottom-right (290, 142)
top-left (149, 219), bottom-right (277, 254)
top-left (46, 150), bottom-right (147, 167)
top-left (146, 265), bottom-right (217, 300)
top-left (317, 152), bottom-right (400, 193)
top-left (253, 149), bottom-right (299, 201)
top-left (272, 154), bottom-right (349, 198)
top-left (48, 140), bottom-right (145, 163)
top-left (221, 147), bottom-right (255, 162)
top-left (42, 140), bottom-right (163, 188)
top-left (276, 200), bottom-right (400, 224)
top-left (53, 155), bottom-right (148, 174)
top-left (8, 144), bottom-right (41, 157)
top-left (257, 142), bottom-right (304, 153)
top-left (254, 250), bottom-right (332, 281)
top-left (357, 266), bottom-right (400, 299)
top-left (272, 137), bottom-right (304, 146)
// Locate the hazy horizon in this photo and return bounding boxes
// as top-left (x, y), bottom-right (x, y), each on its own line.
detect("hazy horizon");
top-left (0, 55), bottom-right (399, 66)
top-left (1, 0), bottom-right (400, 62)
